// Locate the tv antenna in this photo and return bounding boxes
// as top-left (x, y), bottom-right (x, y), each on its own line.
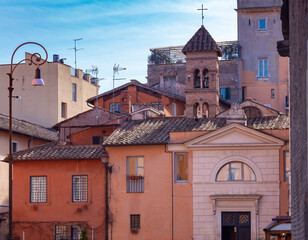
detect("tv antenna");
top-left (86, 65), bottom-right (106, 108)
top-left (112, 64), bottom-right (126, 113)
top-left (68, 38), bottom-right (84, 69)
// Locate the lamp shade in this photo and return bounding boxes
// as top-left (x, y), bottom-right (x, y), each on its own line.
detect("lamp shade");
top-left (32, 67), bottom-right (45, 86)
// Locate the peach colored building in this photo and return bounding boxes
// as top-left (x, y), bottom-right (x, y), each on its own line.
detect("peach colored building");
top-left (237, 0), bottom-right (289, 114)
top-left (104, 107), bottom-right (289, 240)
top-left (0, 114), bottom-right (58, 239)
top-left (11, 143), bottom-right (107, 240)
top-left (0, 53), bottom-right (97, 128)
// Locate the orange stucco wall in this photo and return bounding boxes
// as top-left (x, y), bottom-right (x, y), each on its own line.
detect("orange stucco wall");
top-left (106, 145), bottom-right (193, 240)
top-left (13, 159), bottom-right (106, 240)
top-left (70, 125), bottom-right (118, 145)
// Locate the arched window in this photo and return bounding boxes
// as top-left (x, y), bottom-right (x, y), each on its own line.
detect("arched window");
top-left (193, 102), bottom-right (201, 118)
top-left (194, 69), bottom-right (201, 88)
top-left (202, 69), bottom-right (209, 88)
top-left (202, 102), bottom-right (209, 118)
top-left (243, 106), bottom-right (262, 118)
top-left (216, 162), bottom-right (256, 182)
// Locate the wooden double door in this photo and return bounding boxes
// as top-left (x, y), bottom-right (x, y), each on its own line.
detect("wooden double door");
top-left (221, 212), bottom-right (251, 240)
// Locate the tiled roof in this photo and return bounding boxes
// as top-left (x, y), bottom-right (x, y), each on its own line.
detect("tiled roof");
top-left (182, 25), bottom-right (222, 56)
top-left (104, 115), bottom-right (289, 146)
top-left (104, 118), bottom-right (226, 146)
top-left (0, 114), bottom-right (58, 142)
top-left (11, 142), bottom-right (107, 161)
top-left (247, 115), bottom-right (289, 129)
top-left (86, 80), bottom-right (185, 104)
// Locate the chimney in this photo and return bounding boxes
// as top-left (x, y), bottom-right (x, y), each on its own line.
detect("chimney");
top-left (53, 54), bottom-right (59, 62)
top-left (120, 90), bottom-right (132, 113)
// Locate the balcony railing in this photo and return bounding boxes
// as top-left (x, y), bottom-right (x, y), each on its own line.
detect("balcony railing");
top-left (127, 177), bottom-right (144, 193)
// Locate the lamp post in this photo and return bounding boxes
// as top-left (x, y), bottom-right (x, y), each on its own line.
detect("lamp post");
top-left (7, 42), bottom-right (48, 240)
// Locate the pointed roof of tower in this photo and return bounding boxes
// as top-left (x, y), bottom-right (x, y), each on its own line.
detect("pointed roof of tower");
top-left (182, 25), bottom-right (222, 56)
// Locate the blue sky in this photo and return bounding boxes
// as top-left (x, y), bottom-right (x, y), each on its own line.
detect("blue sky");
top-left (0, 0), bottom-right (237, 92)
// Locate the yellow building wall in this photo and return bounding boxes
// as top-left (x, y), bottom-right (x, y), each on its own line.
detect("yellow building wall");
top-left (0, 53), bottom-right (97, 128)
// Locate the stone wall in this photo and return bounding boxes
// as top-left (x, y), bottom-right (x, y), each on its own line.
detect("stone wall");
top-left (192, 149), bottom-right (280, 240)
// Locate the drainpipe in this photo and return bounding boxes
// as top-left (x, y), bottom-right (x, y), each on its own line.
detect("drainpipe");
top-left (171, 151), bottom-right (174, 240)
top-left (165, 145), bottom-right (174, 240)
top-left (105, 163), bottom-right (109, 240)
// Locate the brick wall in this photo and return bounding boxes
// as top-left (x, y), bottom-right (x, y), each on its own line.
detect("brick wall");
top-left (219, 59), bottom-right (242, 103)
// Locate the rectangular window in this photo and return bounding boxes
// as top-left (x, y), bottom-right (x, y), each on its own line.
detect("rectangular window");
top-left (286, 96), bottom-right (289, 108)
top-left (92, 136), bottom-right (108, 145)
top-left (172, 103), bottom-right (177, 116)
top-left (72, 175), bottom-right (88, 202)
top-left (130, 214), bottom-right (140, 230)
top-left (109, 103), bottom-right (121, 113)
top-left (30, 176), bottom-right (47, 203)
top-left (175, 153), bottom-right (188, 182)
top-left (12, 141), bottom-right (19, 153)
top-left (242, 87), bottom-right (246, 102)
top-left (61, 102), bottom-right (67, 118)
top-left (284, 151), bottom-right (290, 182)
top-left (71, 226), bottom-right (82, 240)
top-left (220, 87), bottom-right (231, 100)
top-left (127, 156), bottom-right (144, 193)
top-left (72, 83), bottom-right (77, 102)
top-left (55, 225), bottom-right (69, 240)
top-left (258, 59), bottom-right (269, 77)
top-left (271, 89), bottom-right (275, 98)
top-left (258, 19), bottom-right (267, 30)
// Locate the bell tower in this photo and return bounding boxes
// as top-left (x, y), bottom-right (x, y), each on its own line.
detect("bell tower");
top-left (182, 25), bottom-right (222, 118)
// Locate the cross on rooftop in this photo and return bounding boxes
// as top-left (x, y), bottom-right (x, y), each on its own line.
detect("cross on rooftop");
top-left (198, 4), bottom-right (208, 26)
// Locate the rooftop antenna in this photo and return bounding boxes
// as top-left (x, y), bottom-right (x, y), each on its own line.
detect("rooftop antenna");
top-left (112, 64), bottom-right (126, 114)
top-left (68, 38), bottom-right (84, 69)
top-left (198, 4), bottom-right (208, 26)
top-left (86, 65), bottom-right (106, 108)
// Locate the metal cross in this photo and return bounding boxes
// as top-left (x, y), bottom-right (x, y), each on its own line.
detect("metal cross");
top-left (198, 4), bottom-right (208, 26)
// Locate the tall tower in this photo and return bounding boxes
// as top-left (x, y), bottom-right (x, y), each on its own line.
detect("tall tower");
top-left (237, 0), bottom-right (289, 113)
top-left (182, 25), bottom-right (222, 118)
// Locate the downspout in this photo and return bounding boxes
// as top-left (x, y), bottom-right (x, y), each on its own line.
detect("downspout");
top-left (105, 163), bottom-right (109, 240)
top-left (165, 144), bottom-right (174, 240)
top-left (171, 150), bottom-right (174, 240)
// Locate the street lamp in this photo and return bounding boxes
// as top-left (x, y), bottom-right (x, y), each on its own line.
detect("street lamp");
top-left (7, 42), bottom-right (48, 240)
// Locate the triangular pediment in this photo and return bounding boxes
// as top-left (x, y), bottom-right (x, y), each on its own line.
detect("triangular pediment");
top-left (185, 123), bottom-right (284, 148)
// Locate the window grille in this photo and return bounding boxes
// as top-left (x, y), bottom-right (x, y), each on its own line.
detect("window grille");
top-left (130, 214), bottom-right (140, 230)
top-left (30, 176), bottom-right (47, 203)
top-left (71, 226), bottom-right (82, 240)
top-left (72, 175), bottom-right (88, 202)
top-left (55, 225), bottom-right (69, 240)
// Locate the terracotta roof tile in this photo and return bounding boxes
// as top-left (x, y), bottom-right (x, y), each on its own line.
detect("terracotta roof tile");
top-left (11, 142), bottom-right (107, 161)
top-left (182, 25), bottom-right (222, 56)
top-left (87, 80), bottom-right (185, 104)
top-left (0, 114), bottom-right (58, 141)
top-left (104, 118), bottom-right (226, 146)
top-left (247, 115), bottom-right (289, 129)
top-left (105, 115), bottom-right (289, 146)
